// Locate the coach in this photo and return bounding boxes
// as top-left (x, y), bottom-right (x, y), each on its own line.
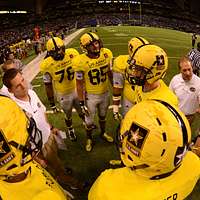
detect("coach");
top-left (169, 56), bottom-right (200, 125)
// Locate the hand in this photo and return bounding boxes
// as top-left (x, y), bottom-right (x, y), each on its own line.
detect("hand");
top-left (196, 108), bottom-right (200, 113)
top-left (113, 112), bottom-right (122, 122)
top-left (191, 136), bottom-right (200, 157)
top-left (79, 101), bottom-right (90, 117)
top-left (51, 127), bottom-right (60, 135)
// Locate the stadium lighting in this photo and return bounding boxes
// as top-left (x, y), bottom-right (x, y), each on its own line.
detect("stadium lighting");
top-left (0, 11), bottom-right (27, 14)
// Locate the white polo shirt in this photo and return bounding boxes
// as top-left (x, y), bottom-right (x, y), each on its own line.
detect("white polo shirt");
top-left (0, 84), bottom-right (13, 97)
top-left (11, 89), bottom-right (50, 145)
top-left (169, 73), bottom-right (200, 115)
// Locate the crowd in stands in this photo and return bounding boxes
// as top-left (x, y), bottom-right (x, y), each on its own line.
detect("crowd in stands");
top-left (0, 0), bottom-right (200, 64)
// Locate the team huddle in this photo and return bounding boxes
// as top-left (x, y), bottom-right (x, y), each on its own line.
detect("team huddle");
top-left (0, 31), bottom-right (200, 200)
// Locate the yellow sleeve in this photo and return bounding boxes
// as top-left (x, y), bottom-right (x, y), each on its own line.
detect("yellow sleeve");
top-left (113, 55), bottom-right (128, 74)
top-left (73, 54), bottom-right (86, 72)
top-left (40, 58), bottom-right (50, 74)
top-left (88, 170), bottom-right (110, 200)
top-left (105, 48), bottom-right (113, 60)
top-left (65, 48), bottom-right (79, 57)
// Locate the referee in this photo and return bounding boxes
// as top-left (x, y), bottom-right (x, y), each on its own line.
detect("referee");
top-left (188, 42), bottom-right (200, 76)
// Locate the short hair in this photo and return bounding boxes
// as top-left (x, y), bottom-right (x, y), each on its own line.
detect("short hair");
top-left (2, 59), bottom-right (14, 72)
top-left (2, 68), bottom-right (20, 89)
top-left (178, 56), bottom-right (191, 70)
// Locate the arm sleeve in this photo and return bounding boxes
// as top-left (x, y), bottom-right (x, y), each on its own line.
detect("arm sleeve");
top-left (43, 72), bottom-right (52, 83)
top-left (113, 72), bottom-right (124, 88)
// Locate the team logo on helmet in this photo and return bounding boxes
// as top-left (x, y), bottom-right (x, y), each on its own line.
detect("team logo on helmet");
top-left (126, 44), bottom-right (168, 86)
top-left (0, 130), bottom-right (15, 167)
top-left (155, 55), bottom-right (165, 70)
top-left (126, 123), bottom-right (148, 157)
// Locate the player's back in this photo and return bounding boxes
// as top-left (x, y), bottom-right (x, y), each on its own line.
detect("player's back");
top-left (88, 151), bottom-right (200, 200)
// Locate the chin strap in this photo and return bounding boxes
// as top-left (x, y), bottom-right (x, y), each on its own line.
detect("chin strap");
top-left (150, 165), bottom-right (180, 180)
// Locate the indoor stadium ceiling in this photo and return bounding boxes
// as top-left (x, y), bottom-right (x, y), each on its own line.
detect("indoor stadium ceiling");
top-left (0, 0), bottom-right (35, 10)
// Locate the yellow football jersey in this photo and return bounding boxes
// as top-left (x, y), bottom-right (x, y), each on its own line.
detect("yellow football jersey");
top-left (113, 55), bottom-right (136, 104)
top-left (40, 48), bottom-right (79, 95)
top-left (73, 48), bottom-right (113, 95)
top-left (88, 151), bottom-right (200, 200)
top-left (0, 162), bottom-right (67, 200)
top-left (135, 80), bottom-right (178, 106)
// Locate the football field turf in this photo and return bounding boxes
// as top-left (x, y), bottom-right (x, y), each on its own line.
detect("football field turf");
top-left (30, 26), bottom-right (200, 199)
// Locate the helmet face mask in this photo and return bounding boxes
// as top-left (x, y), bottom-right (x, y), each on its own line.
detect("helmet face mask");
top-left (119, 100), bottom-right (191, 179)
top-left (46, 37), bottom-right (65, 61)
top-left (126, 45), bottom-right (168, 86)
top-left (80, 32), bottom-right (102, 56)
top-left (85, 40), bottom-right (101, 55)
top-left (0, 96), bottom-right (42, 177)
top-left (125, 61), bottom-right (152, 86)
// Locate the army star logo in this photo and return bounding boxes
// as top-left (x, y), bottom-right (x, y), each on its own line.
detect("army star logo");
top-left (0, 141), bottom-right (6, 154)
top-left (130, 128), bottom-right (143, 146)
top-left (175, 146), bottom-right (187, 165)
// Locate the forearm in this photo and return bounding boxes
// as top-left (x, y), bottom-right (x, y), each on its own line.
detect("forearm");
top-left (113, 87), bottom-right (122, 106)
top-left (108, 70), bottom-right (113, 86)
top-left (76, 79), bottom-right (85, 101)
top-left (44, 82), bottom-right (55, 105)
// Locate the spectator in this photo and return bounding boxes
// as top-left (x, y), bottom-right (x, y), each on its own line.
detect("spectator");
top-left (169, 56), bottom-right (200, 125)
top-left (2, 68), bottom-right (85, 191)
top-left (4, 50), bottom-right (24, 71)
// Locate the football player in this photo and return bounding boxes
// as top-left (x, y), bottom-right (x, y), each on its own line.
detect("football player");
top-left (74, 32), bottom-right (113, 152)
top-left (40, 37), bottom-right (84, 141)
top-left (112, 37), bottom-right (149, 121)
top-left (125, 44), bottom-right (178, 106)
top-left (88, 100), bottom-right (200, 200)
top-left (0, 95), bottom-right (70, 200)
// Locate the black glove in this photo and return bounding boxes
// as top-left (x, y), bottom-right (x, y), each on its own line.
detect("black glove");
top-left (50, 102), bottom-right (61, 113)
top-left (113, 112), bottom-right (122, 122)
top-left (79, 101), bottom-right (89, 117)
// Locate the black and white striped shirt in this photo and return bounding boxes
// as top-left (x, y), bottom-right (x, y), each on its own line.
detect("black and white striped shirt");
top-left (188, 49), bottom-right (200, 70)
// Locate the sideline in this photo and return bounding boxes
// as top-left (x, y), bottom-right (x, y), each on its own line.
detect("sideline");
top-left (22, 28), bottom-right (86, 82)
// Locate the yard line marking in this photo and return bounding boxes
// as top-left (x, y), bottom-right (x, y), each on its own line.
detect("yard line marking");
top-left (32, 84), bottom-right (41, 88)
top-left (35, 75), bottom-right (43, 79)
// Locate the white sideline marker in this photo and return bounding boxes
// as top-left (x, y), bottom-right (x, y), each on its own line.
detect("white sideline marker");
top-left (32, 84), bottom-right (41, 88)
